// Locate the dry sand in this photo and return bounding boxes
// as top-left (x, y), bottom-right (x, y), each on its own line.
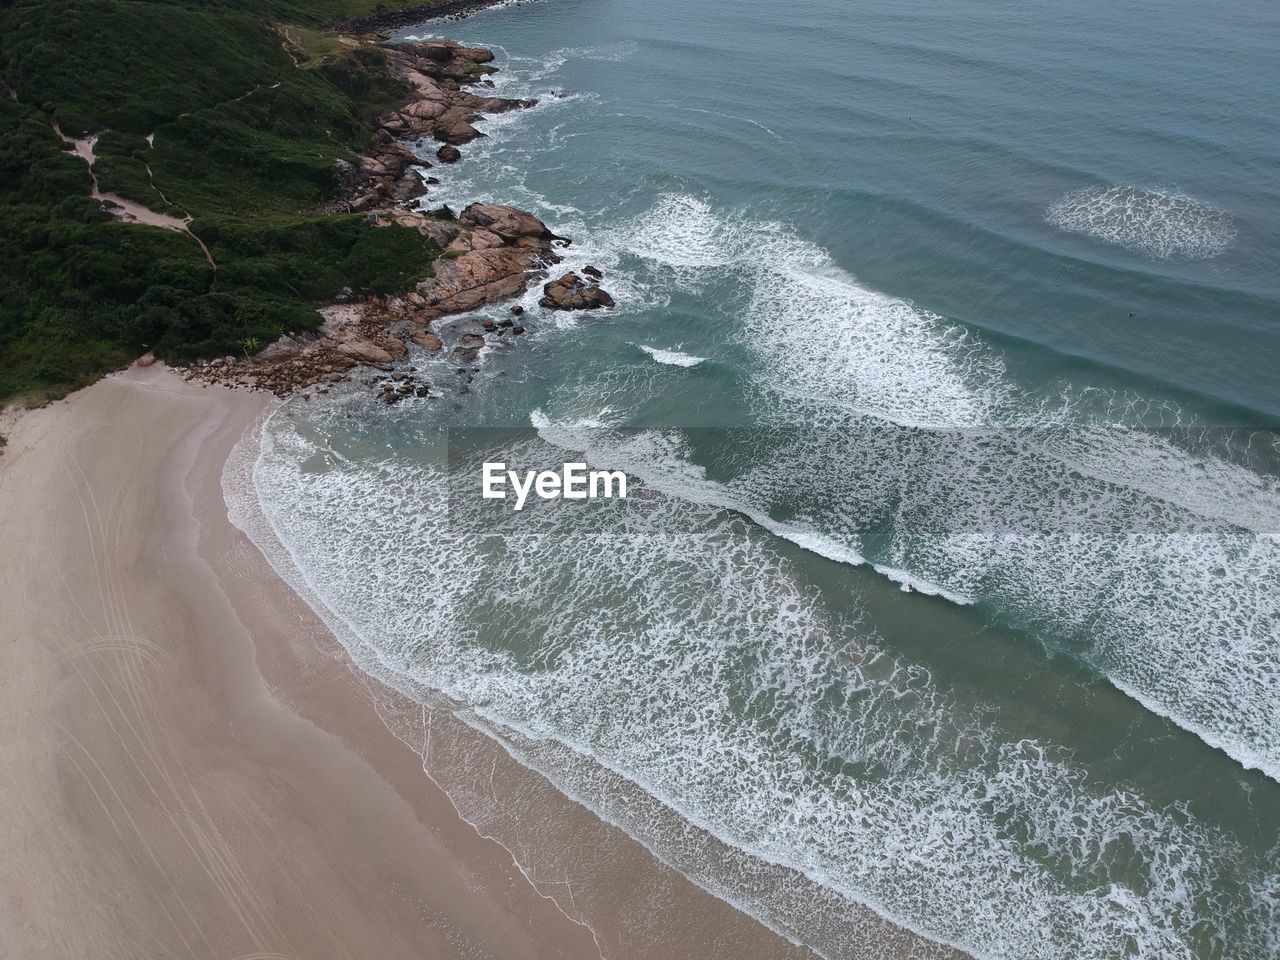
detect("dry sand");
top-left (0, 365), bottom-right (819, 960)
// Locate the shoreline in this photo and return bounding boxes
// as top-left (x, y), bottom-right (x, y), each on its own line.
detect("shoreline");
top-left (336, 0), bottom-right (534, 34)
top-left (0, 363), bottom-right (822, 957)
top-left (184, 36), bottom-right (613, 400)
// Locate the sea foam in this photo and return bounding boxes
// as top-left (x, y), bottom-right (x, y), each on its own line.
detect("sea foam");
top-left (244, 407), bottom-right (1280, 960)
top-left (637, 344), bottom-right (707, 367)
top-left (1045, 184), bottom-right (1237, 260)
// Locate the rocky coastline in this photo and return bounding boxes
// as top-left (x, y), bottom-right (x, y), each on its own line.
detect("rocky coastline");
top-left (186, 34), bottom-right (614, 401)
top-left (334, 0), bottom-right (532, 35)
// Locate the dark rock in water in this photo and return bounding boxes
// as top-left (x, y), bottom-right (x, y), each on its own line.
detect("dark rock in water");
top-left (481, 319), bottom-right (497, 332)
top-left (436, 144), bottom-right (462, 163)
top-left (498, 317), bottom-right (514, 327)
top-left (511, 305), bottom-right (524, 315)
top-left (511, 325), bottom-right (525, 335)
top-left (460, 334), bottom-right (486, 348)
top-left (583, 264), bottom-right (603, 280)
top-left (539, 271), bottom-right (616, 311)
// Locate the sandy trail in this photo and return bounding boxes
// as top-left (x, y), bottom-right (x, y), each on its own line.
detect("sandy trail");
top-left (51, 122), bottom-right (216, 267)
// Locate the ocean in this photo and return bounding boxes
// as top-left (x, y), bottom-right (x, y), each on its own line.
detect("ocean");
top-left (230, 0), bottom-right (1280, 956)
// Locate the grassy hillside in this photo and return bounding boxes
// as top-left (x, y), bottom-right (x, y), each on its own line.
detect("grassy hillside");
top-left (0, 0), bottom-right (445, 402)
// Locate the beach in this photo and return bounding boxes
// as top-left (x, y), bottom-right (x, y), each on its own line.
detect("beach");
top-left (2, 0), bottom-right (1277, 954)
top-left (0, 364), bottom-right (815, 959)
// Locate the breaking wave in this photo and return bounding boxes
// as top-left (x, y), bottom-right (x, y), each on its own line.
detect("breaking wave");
top-left (238, 413), bottom-right (1280, 960)
top-left (637, 344), bottom-right (707, 367)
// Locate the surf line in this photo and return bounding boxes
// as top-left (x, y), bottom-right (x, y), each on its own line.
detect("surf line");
top-left (482, 462), bottom-right (629, 511)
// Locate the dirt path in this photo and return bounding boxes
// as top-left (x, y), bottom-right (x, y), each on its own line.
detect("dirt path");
top-left (51, 121), bottom-right (216, 268)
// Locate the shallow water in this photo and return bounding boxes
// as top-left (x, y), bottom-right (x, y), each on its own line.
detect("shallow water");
top-left (237, 1), bottom-right (1280, 956)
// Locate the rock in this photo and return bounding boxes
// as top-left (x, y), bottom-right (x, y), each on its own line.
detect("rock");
top-left (256, 335), bottom-right (308, 363)
top-left (410, 331), bottom-right (443, 350)
top-left (539, 272), bottom-right (616, 311)
top-left (460, 203), bottom-right (556, 242)
top-left (436, 144), bottom-right (462, 163)
top-left (334, 158), bottom-right (359, 190)
top-left (135, 352), bottom-right (157, 367)
top-left (387, 172), bottom-right (428, 203)
top-left (424, 43), bottom-right (452, 63)
top-left (337, 340), bottom-right (394, 365)
top-left (411, 205), bottom-right (562, 319)
top-left (510, 305), bottom-right (524, 316)
top-left (583, 265), bottom-right (603, 280)
top-left (460, 334), bottom-right (486, 348)
top-left (420, 220), bottom-right (459, 248)
top-left (434, 107), bottom-right (484, 144)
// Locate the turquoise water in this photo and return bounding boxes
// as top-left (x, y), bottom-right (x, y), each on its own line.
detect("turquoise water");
top-left (239, 2), bottom-right (1280, 956)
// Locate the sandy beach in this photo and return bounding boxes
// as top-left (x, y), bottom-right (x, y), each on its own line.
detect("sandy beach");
top-left (0, 365), bottom-right (815, 960)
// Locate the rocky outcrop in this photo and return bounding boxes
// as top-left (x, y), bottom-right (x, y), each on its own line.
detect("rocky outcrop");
top-left (187, 42), bottom-right (571, 400)
top-left (410, 203), bottom-right (565, 319)
top-left (376, 40), bottom-right (534, 145)
top-left (540, 271), bottom-right (616, 311)
top-left (332, 39), bottom-right (535, 213)
top-left (341, 136), bottom-right (428, 212)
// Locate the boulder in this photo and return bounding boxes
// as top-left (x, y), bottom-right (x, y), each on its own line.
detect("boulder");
top-left (419, 220), bottom-right (460, 249)
top-left (460, 203), bottom-right (556, 242)
top-left (434, 106), bottom-right (484, 144)
top-left (436, 144), bottom-right (462, 163)
top-left (410, 331), bottom-right (443, 350)
top-left (539, 272), bottom-right (616, 311)
top-left (337, 340), bottom-right (394, 365)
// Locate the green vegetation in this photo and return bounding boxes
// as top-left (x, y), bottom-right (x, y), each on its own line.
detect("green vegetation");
top-left (0, 0), bottom-right (444, 403)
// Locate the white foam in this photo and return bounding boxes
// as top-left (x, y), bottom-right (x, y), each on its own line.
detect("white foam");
top-left (1045, 184), bottom-right (1237, 260)
top-left (529, 190), bottom-right (1280, 788)
top-left (637, 344), bottom-right (707, 367)
top-left (611, 194), bottom-right (1008, 428)
top-left (241, 410), bottom-right (1280, 960)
